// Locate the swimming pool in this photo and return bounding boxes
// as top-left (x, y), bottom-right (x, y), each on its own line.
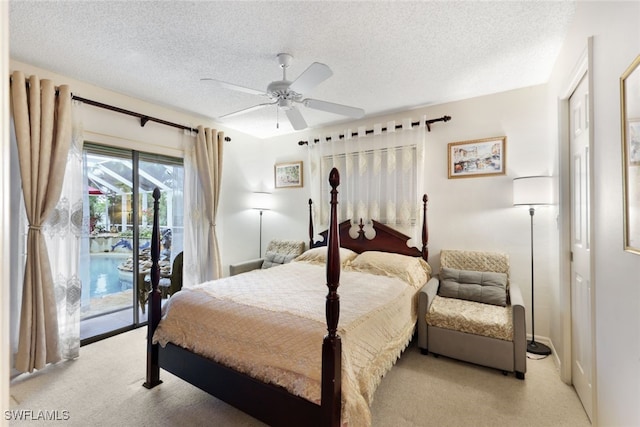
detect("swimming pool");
top-left (89, 254), bottom-right (132, 297)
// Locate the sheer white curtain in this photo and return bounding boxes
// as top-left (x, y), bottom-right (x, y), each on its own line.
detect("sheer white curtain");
top-left (182, 126), bottom-right (224, 286)
top-left (43, 100), bottom-right (84, 360)
top-left (183, 129), bottom-right (204, 287)
top-left (308, 118), bottom-right (426, 243)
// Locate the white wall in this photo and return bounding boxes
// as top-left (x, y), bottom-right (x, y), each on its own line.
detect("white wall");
top-left (220, 135), bottom-right (310, 271)
top-left (220, 85), bottom-right (558, 347)
top-left (547, 2), bottom-right (640, 426)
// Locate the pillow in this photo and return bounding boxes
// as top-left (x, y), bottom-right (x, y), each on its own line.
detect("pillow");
top-left (293, 246), bottom-right (358, 267)
top-left (345, 251), bottom-right (432, 288)
top-left (438, 267), bottom-right (508, 306)
top-left (261, 251), bottom-right (298, 269)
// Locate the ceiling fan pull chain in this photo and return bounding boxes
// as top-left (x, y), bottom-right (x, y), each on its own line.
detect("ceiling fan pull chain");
top-left (276, 106), bottom-right (280, 129)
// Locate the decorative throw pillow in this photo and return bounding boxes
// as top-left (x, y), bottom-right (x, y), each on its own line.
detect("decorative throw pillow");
top-left (261, 251), bottom-right (298, 269)
top-left (438, 267), bottom-right (508, 306)
top-left (293, 246), bottom-right (358, 267)
top-left (346, 251), bottom-right (432, 289)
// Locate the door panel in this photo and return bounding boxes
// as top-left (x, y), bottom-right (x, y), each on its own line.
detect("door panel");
top-left (570, 73), bottom-right (593, 421)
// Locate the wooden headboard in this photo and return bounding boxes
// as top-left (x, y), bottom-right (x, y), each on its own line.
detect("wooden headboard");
top-left (308, 195), bottom-right (429, 261)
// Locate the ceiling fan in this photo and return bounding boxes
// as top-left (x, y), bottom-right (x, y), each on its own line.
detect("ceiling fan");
top-left (202, 53), bottom-right (365, 131)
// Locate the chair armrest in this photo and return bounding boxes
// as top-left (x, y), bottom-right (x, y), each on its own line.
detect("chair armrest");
top-left (229, 258), bottom-right (264, 276)
top-left (509, 283), bottom-right (527, 374)
top-left (417, 276), bottom-right (439, 350)
top-left (419, 277), bottom-right (440, 311)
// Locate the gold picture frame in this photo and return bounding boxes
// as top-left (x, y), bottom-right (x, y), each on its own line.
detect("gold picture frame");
top-left (448, 136), bottom-right (506, 179)
top-left (274, 161), bottom-right (303, 188)
top-left (621, 54), bottom-right (640, 254)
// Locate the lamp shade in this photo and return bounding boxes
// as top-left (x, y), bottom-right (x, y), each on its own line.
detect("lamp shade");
top-left (513, 176), bottom-right (553, 206)
top-left (251, 191), bottom-right (272, 211)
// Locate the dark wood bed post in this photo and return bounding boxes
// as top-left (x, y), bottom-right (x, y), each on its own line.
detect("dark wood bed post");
top-left (422, 194), bottom-right (429, 261)
top-left (143, 187), bottom-right (163, 389)
top-left (308, 198), bottom-right (314, 249)
top-left (321, 168), bottom-right (342, 427)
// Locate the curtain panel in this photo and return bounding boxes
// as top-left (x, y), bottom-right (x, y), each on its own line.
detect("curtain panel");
top-left (43, 100), bottom-right (84, 360)
top-left (183, 126), bottom-right (224, 286)
top-left (308, 118), bottom-right (426, 244)
top-left (10, 71), bottom-right (73, 372)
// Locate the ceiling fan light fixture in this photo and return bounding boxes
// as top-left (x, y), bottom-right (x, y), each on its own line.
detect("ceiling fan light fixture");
top-left (203, 53), bottom-right (364, 131)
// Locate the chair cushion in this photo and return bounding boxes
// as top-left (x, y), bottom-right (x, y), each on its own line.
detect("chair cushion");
top-left (440, 249), bottom-right (510, 276)
top-left (261, 251), bottom-right (298, 269)
top-left (427, 295), bottom-right (513, 341)
top-left (260, 240), bottom-right (306, 269)
top-left (438, 267), bottom-right (507, 306)
top-left (264, 240), bottom-right (305, 256)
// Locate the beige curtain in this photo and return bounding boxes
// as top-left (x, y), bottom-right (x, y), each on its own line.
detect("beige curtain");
top-left (194, 126), bottom-right (224, 280)
top-left (11, 71), bottom-right (72, 372)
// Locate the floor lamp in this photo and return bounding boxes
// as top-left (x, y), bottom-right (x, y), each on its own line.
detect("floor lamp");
top-left (513, 176), bottom-right (553, 356)
top-left (252, 191), bottom-right (272, 257)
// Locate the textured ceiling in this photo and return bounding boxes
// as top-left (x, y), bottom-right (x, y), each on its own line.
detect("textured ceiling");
top-left (9, 1), bottom-right (576, 139)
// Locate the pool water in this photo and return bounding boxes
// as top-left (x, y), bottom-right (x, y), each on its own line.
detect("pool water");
top-left (89, 254), bottom-right (132, 297)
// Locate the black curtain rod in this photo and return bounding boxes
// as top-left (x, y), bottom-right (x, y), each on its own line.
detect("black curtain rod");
top-left (72, 94), bottom-right (231, 142)
top-left (297, 115), bottom-right (451, 146)
top-left (10, 76), bottom-right (230, 141)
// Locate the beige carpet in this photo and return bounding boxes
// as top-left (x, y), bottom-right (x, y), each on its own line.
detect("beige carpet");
top-left (9, 328), bottom-right (590, 426)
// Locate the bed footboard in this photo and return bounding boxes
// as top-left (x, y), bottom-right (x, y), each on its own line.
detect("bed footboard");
top-left (144, 171), bottom-right (344, 427)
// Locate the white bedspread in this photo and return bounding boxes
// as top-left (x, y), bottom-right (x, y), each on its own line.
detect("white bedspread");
top-left (152, 260), bottom-right (420, 426)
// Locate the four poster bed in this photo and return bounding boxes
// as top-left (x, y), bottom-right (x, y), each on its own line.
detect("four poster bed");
top-left (144, 168), bottom-right (431, 427)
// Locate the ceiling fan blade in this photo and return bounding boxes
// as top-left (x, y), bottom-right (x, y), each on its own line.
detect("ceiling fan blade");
top-left (285, 107), bottom-right (308, 130)
top-left (289, 62), bottom-right (333, 94)
top-left (201, 78), bottom-right (267, 97)
top-left (219, 102), bottom-right (276, 119)
top-left (303, 98), bottom-right (365, 118)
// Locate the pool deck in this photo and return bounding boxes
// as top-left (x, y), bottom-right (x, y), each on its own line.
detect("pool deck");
top-left (82, 290), bottom-right (133, 319)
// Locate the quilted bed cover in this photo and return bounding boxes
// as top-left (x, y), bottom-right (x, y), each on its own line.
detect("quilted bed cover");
top-left (152, 260), bottom-right (422, 426)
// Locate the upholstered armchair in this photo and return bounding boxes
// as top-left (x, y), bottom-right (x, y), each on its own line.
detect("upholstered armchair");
top-left (229, 240), bottom-right (305, 276)
top-left (417, 249), bottom-right (526, 379)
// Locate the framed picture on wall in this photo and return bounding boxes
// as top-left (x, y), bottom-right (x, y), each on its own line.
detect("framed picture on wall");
top-left (621, 54), bottom-right (640, 254)
top-left (447, 136), bottom-right (506, 179)
top-left (274, 161), bottom-right (303, 188)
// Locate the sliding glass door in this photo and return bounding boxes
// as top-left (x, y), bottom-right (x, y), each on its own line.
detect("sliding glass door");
top-left (80, 144), bottom-right (183, 342)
